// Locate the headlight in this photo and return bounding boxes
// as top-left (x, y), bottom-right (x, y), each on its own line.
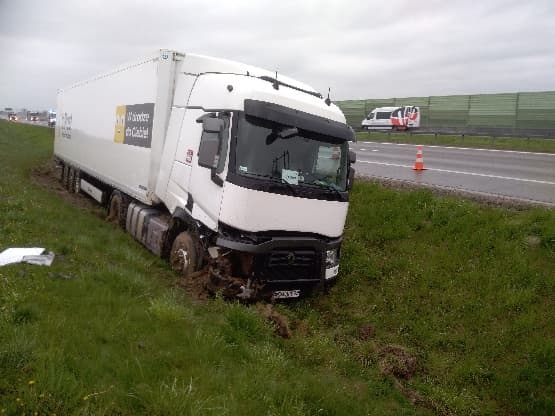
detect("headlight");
top-left (325, 249), bottom-right (338, 267)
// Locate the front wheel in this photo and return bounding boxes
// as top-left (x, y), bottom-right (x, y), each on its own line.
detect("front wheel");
top-left (107, 190), bottom-right (130, 228)
top-left (170, 232), bottom-right (201, 279)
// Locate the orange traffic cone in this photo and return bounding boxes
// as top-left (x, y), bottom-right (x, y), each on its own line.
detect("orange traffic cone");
top-left (413, 145), bottom-right (426, 170)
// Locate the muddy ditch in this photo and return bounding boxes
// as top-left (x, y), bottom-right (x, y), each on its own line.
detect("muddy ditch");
top-left (31, 160), bottom-right (293, 338)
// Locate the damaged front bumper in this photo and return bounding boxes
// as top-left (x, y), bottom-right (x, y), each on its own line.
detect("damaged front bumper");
top-left (208, 230), bottom-right (342, 301)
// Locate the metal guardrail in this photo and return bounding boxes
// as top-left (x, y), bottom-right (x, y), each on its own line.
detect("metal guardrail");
top-left (356, 127), bottom-right (555, 140)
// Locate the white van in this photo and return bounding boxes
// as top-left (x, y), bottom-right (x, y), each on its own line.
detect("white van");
top-left (361, 106), bottom-right (420, 131)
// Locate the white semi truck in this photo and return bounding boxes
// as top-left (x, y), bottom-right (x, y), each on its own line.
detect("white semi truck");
top-left (54, 49), bottom-right (356, 301)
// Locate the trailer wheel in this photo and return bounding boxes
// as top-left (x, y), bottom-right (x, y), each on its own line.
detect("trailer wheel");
top-left (73, 169), bottom-right (81, 194)
top-left (67, 167), bottom-right (76, 193)
top-left (62, 165), bottom-right (70, 188)
top-left (170, 232), bottom-right (200, 279)
top-left (57, 162), bottom-right (64, 182)
top-left (107, 190), bottom-right (130, 229)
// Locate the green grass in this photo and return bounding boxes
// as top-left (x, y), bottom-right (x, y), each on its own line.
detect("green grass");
top-left (356, 131), bottom-right (555, 153)
top-left (0, 121), bottom-right (424, 415)
top-left (1, 120), bottom-right (554, 415)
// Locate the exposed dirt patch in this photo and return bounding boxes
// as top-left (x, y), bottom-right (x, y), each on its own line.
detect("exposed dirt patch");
top-left (378, 344), bottom-right (418, 379)
top-left (30, 160), bottom-right (104, 215)
top-left (175, 269), bottom-right (292, 339)
top-left (256, 303), bottom-right (292, 339)
top-left (358, 324), bottom-right (376, 341)
top-left (376, 343), bottom-right (446, 413)
top-left (174, 267), bottom-right (212, 302)
top-left (291, 319), bottom-right (313, 337)
top-left (525, 235), bottom-right (542, 247)
top-left (391, 378), bottom-right (427, 406)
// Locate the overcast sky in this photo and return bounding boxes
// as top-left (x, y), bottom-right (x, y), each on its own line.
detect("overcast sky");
top-left (1, 0), bottom-right (554, 110)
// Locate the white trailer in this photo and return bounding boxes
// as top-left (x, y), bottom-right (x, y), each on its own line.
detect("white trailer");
top-left (361, 106), bottom-right (420, 131)
top-left (54, 49), bottom-right (356, 300)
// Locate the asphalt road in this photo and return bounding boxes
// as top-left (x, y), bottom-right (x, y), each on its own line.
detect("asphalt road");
top-left (351, 141), bottom-right (555, 206)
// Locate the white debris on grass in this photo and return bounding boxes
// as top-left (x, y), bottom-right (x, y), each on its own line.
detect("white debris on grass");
top-left (0, 248), bottom-right (55, 267)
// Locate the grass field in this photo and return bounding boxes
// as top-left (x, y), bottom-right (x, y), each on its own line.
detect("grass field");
top-left (1, 121), bottom-right (554, 415)
top-left (356, 131), bottom-right (555, 153)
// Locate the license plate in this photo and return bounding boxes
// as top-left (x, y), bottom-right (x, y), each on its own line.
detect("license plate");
top-left (273, 289), bottom-right (301, 299)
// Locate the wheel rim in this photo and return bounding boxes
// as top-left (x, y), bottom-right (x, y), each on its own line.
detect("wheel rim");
top-left (175, 248), bottom-right (189, 273)
top-left (170, 234), bottom-right (198, 277)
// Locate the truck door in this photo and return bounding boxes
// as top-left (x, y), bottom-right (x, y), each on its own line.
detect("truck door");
top-left (186, 111), bottom-right (231, 231)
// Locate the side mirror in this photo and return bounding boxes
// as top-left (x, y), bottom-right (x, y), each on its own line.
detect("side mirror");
top-left (348, 126), bottom-right (356, 142)
top-left (349, 150), bottom-right (356, 164)
top-left (198, 118), bottom-right (225, 169)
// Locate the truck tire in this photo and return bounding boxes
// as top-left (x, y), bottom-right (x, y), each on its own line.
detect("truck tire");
top-left (57, 162), bottom-right (64, 182)
top-left (170, 231), bottom-right (200, 279)
top-left (62, 164), bottom-right (70, 188)
top-left (67, 167), bottom-right (76, 193)
top-left (107, 190), bottom-right (130, 228)
top-left (73, 169), bottom-right (81, 194)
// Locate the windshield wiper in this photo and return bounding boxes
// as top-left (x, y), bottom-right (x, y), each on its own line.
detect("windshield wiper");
top-left (305, 181), bottom-right (345, 200)
top-left (242, 172), bottom-right (298, 196)
top-left (323, 184), bottom-right (343, 199)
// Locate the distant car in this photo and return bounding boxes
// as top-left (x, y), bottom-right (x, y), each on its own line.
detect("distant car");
top-left (8, 113), bottom-right (18, 121)
top-left (28, 112), bottom-right (39, 122)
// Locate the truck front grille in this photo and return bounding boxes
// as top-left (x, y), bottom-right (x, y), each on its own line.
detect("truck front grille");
top-left (264, 249), bottom-right (319, 281)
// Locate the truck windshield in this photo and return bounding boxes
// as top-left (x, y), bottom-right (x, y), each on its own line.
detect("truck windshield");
top-left (234, 114), bottom-right (348, 191)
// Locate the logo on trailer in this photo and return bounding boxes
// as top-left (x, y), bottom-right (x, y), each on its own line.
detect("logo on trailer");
top-left (61, 112), bottom-right (72, 139)
top-left (185, 149), bottom-right (194, 164)
top-left (114, 105), bottom-right (126, 143)
top-left (113, 103), bottom-right (155, 148)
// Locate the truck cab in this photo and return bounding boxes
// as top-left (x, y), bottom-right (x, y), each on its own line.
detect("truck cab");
top-left (158, 67), bottom-right (355, 300)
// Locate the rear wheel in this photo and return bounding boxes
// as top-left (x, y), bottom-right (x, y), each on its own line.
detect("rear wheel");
top-left (73, 169), bottom-right (81, 194)
top-left (67, 167), bottom-right (76, 193)
top-left (170, 231), bottom-right (200, 279)
top-left (62, 165), bottom-right (70, 188)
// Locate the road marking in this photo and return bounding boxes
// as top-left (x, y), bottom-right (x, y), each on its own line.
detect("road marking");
top-left (371, 149), bottom-right (379, 152)
top-left (354, 142), bottom-right (555, 156)
top-left (358, 160), bottom-right (555, 185)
